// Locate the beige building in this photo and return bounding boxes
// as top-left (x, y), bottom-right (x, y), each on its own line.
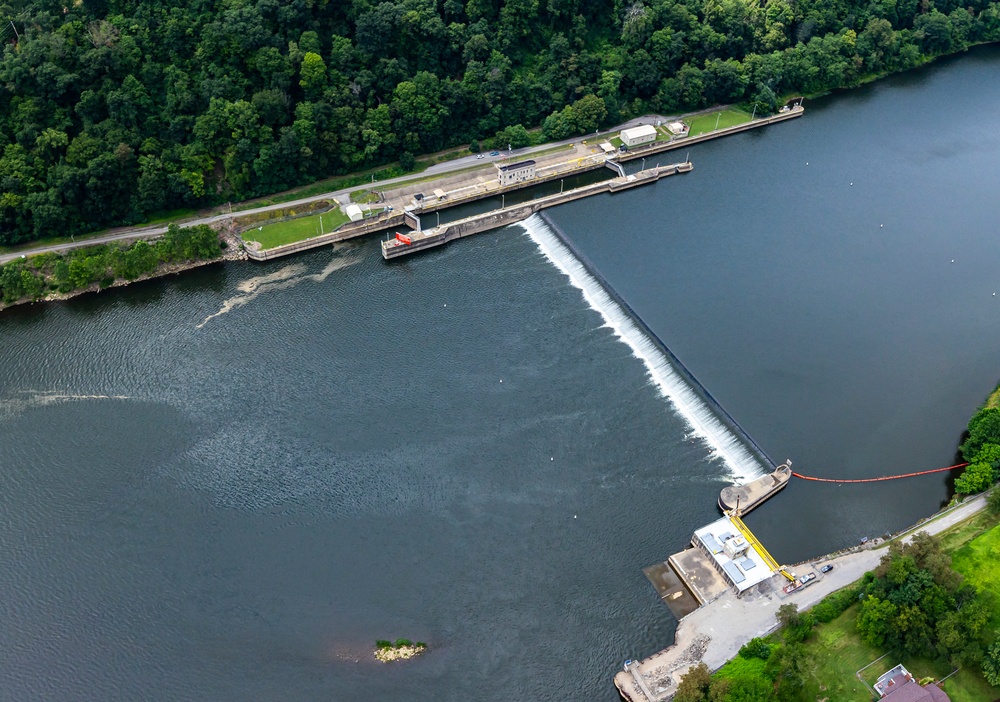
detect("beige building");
top-left (619, 124), bottom-right (657, 147)
top-left (496, 159), bottom-right (536, 186)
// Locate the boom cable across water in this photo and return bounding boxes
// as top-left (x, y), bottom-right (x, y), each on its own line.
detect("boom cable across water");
top-left (792, 462), bottom-right (968, 483)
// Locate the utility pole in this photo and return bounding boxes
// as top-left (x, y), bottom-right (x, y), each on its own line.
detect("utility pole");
top-left (715, 113), bottom-right (721, 131)
top-left (751, 104), bottom-right (757, 121)
top-left (9, 20), bottom-right (19, 42)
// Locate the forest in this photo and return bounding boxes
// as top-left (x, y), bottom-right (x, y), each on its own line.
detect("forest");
top-left (2, 0), bottom-right (1000, 243)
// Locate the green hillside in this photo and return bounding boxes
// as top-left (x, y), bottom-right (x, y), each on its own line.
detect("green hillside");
top-left (2, 0), bottom-right (999, 242)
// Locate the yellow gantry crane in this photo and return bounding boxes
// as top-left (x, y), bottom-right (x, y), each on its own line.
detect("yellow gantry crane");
top-left (727, 512), bottom-right (796, 582)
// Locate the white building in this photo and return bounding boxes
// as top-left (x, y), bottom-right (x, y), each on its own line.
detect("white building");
top-left (666, 121), bottom-right (688, 136)
top-left (344, 204), bottom-right (364, 222)
top-left (496, 159), bottom-right (536, 186)
top-left (692, 517), bottom-right (774, 594)
top-left (619, 124), bottom-right (657, 147)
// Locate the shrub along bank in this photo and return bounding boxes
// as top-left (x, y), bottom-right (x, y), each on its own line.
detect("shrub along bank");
top-left (955, 389), bottom-right (1000, 494)
top-left (0, 224), bottom-right (221, 308)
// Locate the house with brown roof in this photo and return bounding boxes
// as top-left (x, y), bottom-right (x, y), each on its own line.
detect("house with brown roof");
top-left (874, 664), bottom-right (951, 702)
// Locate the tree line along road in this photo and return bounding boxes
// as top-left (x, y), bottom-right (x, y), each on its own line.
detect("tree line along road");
top-left (0, 113), bottom-right (690, 266)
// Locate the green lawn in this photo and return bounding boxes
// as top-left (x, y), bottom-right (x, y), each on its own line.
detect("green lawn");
top-left (781, 515), bottom-right (1000, 702)
top-left (953, 518), bottom-right (1000, 631)
top-left (242, 208), bottom-right (350, 249)
top-left (793, 606), bottom-right (966, 701)
top-left (687, 109), bottom-right (753, 137)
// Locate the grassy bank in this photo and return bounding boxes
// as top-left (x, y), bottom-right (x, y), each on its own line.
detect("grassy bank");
top-left (687, 109), bottom-right (754, 137)
top-left (242, 209), bottom-right (352, 250)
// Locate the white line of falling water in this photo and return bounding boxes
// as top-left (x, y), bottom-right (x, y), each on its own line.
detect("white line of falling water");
top-left (521, 214), bottom-right (766, 482)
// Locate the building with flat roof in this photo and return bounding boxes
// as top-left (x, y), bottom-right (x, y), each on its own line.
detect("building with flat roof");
top-left (619, 124), bottom-right (657, 147)
top-left (692, 516), bottom-right (774, 594)
top-left (496, 159), bottom-right (536, 186)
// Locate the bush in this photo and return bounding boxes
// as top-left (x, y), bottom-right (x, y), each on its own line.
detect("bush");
top-left (738, 638), bottom-right (772, 660)
top-left (983, 640), bottom-right (1000, 686)
top-left (811, 586), bottom-right (862, 623)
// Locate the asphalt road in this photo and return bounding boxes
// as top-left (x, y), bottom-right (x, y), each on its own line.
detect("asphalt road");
top-left (0, 114), bottom-right (679, 265)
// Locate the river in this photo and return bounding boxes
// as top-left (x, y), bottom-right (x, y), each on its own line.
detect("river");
top-left (1, 46), bottom-right (999, 701)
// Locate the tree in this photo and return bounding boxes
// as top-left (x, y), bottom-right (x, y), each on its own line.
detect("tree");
top-left (955, 461), bottom-right (994, 495)
top-left (963, 409), bottom-right (1000, 461)
top-left (857, 595), bottom-right (898, 648)
top-left (493, 124), bottom-right (531, 150)
top-left (299, 52), bottom-right (327, 100)
top-left (776, 603), bottom-right (814, 643)
top-left (983, 640), bottom-right (1000, 686)
top-left (674, 662), bottom-right (711, 702)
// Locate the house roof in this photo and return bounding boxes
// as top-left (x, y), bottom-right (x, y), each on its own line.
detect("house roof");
top-left (883, 680), bottom-right (951, 702)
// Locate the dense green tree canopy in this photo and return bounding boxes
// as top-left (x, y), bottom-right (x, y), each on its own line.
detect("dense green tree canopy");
top-left (2, 0), bottom-right (999, 243)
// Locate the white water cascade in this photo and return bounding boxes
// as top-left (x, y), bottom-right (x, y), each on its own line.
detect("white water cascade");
top-left (522, 214), bottom-right (767, 482)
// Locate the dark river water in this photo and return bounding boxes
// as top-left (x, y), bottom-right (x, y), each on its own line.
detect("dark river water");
top-left (2, 47), bottom-right (999, 700)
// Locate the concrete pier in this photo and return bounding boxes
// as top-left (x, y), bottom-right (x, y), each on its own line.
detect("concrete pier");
top-left (718, 463), bottom-right (792, 516)
top-left (381, 162), bottom-right (692, 260)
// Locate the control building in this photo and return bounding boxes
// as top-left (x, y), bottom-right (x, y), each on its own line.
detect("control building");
top-left (496, 160), bottom-right (536, 186)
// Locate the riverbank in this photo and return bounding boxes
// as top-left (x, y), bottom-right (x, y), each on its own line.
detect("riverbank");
top-left (615, 494), bottom-right (990, 701)
top-left (0, 225), bottom-right (240, 315)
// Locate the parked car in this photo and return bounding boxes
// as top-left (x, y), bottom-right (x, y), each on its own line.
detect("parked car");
top-left (489, 151), bottom-right (500, 156)
top-left (820, 564), bottom-right (834, 573)
top-left (476, 154), bottom-right (485, 159)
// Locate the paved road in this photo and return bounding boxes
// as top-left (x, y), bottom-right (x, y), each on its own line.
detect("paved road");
top-left (0, 113), bottom-right (684, 265)
top-left (618, 493), bottom-right (989, 701)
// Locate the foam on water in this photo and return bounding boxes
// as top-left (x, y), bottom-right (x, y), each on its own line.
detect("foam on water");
top-left (522, 214), bottom-right (766, 482)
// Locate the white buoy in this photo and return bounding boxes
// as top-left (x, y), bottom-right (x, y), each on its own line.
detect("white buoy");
top-left (806, 162), bottom-right (809, 165)
top-left (951, 260), bottom-right (955, 263)
top-left (850, 182), bottom-right (853, 186)
top-left (574, 515), bottom-right (577, 519)
top-left (444, 303), bottom-right (447, 307)
top-left (550, 457), bottom-right (554, 461)
top-left (499, 379), bottom-right (503, 383)
top-left (880, 224), bottom-right (884, 228)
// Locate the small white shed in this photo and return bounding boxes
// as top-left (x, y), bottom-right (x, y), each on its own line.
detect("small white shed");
top-left (344, 204), bottom-right (364, 222)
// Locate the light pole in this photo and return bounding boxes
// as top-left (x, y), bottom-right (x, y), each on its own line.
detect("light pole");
top-left (751, 103), bottom-right (757, 121)
top-left (715, 112), bottom-right (721, 131)
top-left (641, 157), bottom-right (645, 172)
top-left (560, 179), bottom-right (564, 193)
top-left (319, 215), bottom-right (324, 234)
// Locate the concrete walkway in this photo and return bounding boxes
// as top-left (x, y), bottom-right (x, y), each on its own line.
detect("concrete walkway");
top-left (616, 494), bottom-right (988, 701)
top-left (0, 112), bottom-right (710, 265)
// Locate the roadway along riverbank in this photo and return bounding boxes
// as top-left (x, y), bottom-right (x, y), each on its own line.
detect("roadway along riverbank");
top-left (614, 493), bottom-right (989, 702)
top-left (0, 107), bottom-right (791, 265)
